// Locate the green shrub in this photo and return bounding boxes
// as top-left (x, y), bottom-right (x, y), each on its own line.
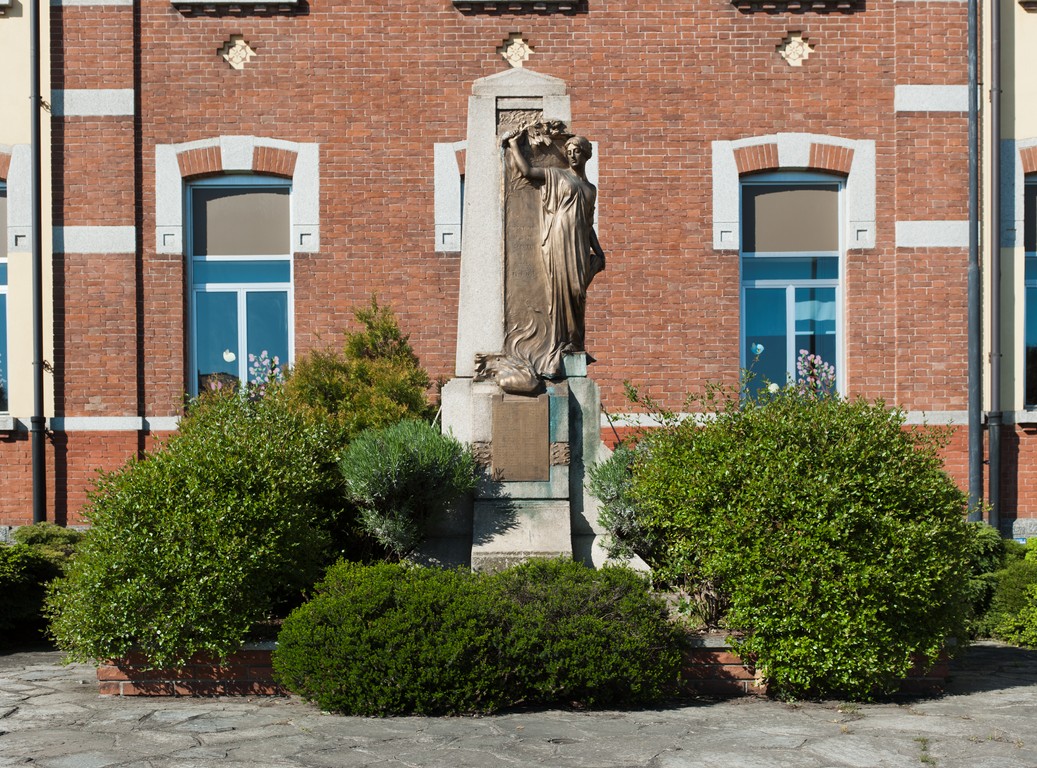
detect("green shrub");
top-left (0, 523), bottom-right (83, 645)
top-left (46, 386), bottom-right (335, 668)
top-left (273, 559), bottom-right (681, 715)
top-left (603, 371), bottom-right (973, 700)
top-left (13, 521), bottom-right (84, 570)
top-left (274, 562), bottom-right (506, 715)
top-left (487, 558), bottom-right (682, 707)
top-left (980, 558), bottom-right (1037, 643)
top-left (587, 444), bottom-right (654, 561)
top-left (283, 298), bottom-right (434, 447)
top-left (964, 523), bottom-right (1011, 634)
top-left (1004, 537), bottom-right (1029, 563)
top-left (993, 583), bottom-right (1037, 647)
top-left (0, 544), bottom-right (58, 642)
top-left (339, 420), bottom-right (476, 558)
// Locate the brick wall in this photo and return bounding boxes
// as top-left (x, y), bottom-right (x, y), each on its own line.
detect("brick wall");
top-left (4, 0), bottom-right (999, 526)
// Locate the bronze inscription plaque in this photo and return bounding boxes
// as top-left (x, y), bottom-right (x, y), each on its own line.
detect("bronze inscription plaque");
top-left (491, 393), bottom-right (550, 482)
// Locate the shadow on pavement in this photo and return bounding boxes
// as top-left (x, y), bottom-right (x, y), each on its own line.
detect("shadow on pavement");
top-left (945, 640), bottom-right (1037, 695)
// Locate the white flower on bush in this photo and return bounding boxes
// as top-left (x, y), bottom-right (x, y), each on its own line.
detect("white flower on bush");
top-left (767, 382), bottom-right (780, 394)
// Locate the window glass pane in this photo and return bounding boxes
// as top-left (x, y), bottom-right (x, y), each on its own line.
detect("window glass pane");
top-left (1027, 286), bottom-right (1037, 407)
top-left (193, 259), bottom-right (290, 285)
top-left (245, 291), bottom-right (289, 386)
top-left (742, 184), bottom-right (839, 253)
top-left (0, 263), bottom-right (7, 285)
top-left (191, 187), bottom-right (290, 256)
top-left (0, 293), bottom-right (7, 412)
top-left (795, 287), bottom-right (838, 387)
top-left (745, 287), bottom-right (788, 392)
top-left (742, 256), bottom-right (838, 281)
top-left (794, 287), bottom-right (837, 336)
top-left (195, 291), bottom-right (240, 392)
top-left (1026, 256), bottom-right (1037, 283)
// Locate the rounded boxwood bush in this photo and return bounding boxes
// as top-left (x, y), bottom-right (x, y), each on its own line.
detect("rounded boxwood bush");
top-left (274, 562), bottom-right (506, 715)
top-left (487, 558), bottom-right (682, 707)
top-left (273, 558), bottom-right (681, 715)
top-left (46, 387), bottom-right (336, 668)
top-left (598, 371), bottom-right (975, 700)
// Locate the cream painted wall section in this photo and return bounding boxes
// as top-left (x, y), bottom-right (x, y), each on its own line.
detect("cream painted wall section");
top-left (991, 0), bottom-right (1037, 412)
top-left (0, 4), bottom-right (54, 418)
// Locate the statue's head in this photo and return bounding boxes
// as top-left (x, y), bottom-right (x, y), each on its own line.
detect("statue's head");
top-left (564, 135), bottom-right (593, 161)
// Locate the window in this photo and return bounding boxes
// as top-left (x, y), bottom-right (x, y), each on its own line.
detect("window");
top-left (740, 175), bottom-right (842, 396)
top-left (187, 177), bottom-right (292, 395)
top-left (0, 182), bottom-right (7, 411)
top-left (1025, 181), bottom-right (1037, 406)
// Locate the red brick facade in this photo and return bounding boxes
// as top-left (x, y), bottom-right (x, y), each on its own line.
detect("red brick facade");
top-left (5, 0), bottom-right (1029, 533)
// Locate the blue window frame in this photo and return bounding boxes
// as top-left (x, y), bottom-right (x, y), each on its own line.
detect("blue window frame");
top-left (740, 174), bottom-right (842, 396)
top-left (1025, 181), bottom-right (1037, 407)
top-left (186, 176), bottom-right (293, 395)
top-left (0, 181), bottom-right (7, 412)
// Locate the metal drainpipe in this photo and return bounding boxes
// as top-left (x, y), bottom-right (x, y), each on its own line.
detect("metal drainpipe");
top-left (967, 0), bottom-right (983, 520)
top-left (989, 0), bottom-right (1003, 533)
top-left (30, 0), bottom-right (46, 524)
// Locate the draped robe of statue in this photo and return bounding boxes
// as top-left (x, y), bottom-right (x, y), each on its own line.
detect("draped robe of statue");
top-left (537, 165), bottom-right (598, 376)
top-left (475, 125), bottom-right (604, 394)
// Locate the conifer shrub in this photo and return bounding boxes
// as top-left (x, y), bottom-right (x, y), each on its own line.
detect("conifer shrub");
top-left (339, 420), bottom-right (476, 558)
top-left (46, 386), bottom-right (335, 668)
top-left (593, 359), bottom-right (975, 700)
top-left (273, 559), bottom-right (681, 715)
top-left (282, 298), bottom-right (434, 447)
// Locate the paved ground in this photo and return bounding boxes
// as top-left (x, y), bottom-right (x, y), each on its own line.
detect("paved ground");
top-left (1, 641), bottom-right (1037, 768)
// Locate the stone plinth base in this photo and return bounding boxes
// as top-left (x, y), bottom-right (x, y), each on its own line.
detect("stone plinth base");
top-left (471, 499), bottom-right (573, 572)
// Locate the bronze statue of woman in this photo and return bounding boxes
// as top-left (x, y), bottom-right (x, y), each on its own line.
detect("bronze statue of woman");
top-left (501, 128), bottom-right (606, 378)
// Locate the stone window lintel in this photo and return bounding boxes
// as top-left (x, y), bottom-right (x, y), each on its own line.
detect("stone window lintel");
top-left (453, 0), bottom-right (583, 12)
top-left (173, 0), bottom-right (303, 15)
top-left (731, 0), bottom-right (863, 13)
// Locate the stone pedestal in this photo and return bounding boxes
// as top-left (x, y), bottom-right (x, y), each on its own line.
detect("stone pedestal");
top-left (424, 67), bottom-right (616, 570)
top-left (432, 354), bottom-right (614, 571)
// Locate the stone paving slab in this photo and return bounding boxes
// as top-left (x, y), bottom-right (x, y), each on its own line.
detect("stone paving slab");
top-left (1, 642), bottom-right (1036, 767)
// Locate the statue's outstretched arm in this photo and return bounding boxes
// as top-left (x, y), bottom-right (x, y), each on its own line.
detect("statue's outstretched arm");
top-left (501, 129), bottom-right (546, 182)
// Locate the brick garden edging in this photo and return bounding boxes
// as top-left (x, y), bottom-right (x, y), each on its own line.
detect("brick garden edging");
top-left (96, 642), bottom-right (285, 696)
top-left (681, 634), bottom-right (768, 696)
top-left (97, 636), bottom-right (950, 698)
top-left (680, 634), bottom-right (952, 698)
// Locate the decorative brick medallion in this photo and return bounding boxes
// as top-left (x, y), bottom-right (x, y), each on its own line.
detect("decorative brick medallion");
top-left (219, 35), bottom-right (257, 70)
top-left (498, 33), bottom-right (534, 68)
top-left (777, 32), bottom-right (814, 67)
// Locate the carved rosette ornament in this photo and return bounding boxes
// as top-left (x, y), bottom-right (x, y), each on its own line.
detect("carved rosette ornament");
top-left (498, 33), bottom-right (534, 68)
top-left (219, 35), bottom-right (257, 70)
top-left (777, 33), bottom-right (814, 67)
